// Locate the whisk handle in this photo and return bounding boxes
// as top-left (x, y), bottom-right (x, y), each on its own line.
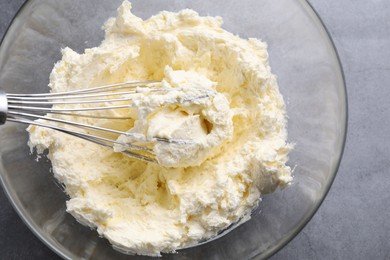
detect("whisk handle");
top-left (0, 90), bottom-right (7, 125)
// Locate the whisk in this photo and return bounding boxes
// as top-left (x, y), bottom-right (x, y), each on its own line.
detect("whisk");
top-left (0, 81), bottom-right (213, 163)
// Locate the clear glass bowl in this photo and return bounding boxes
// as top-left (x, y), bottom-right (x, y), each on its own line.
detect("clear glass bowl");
top-left (0, 0), bottom-right (347, 259)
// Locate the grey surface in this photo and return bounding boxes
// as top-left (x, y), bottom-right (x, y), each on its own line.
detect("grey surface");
top-left (0, 0), bottom-right (388, 259)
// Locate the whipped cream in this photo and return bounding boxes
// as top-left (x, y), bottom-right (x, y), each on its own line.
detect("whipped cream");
top-left (115, 67), bottom-right (233, 167)
top-left (28, 1), bottom-right (292, 256)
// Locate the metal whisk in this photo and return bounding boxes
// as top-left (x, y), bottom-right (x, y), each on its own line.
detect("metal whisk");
top-left (0, 81), bottom-right (213, 163)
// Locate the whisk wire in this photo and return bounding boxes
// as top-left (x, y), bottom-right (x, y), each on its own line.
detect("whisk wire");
top-left (7, 117), bottom-right (157, 163)
top-left (1, 80), bottom-right (209, 163)
top-left (5, 80), bottom-right (160, 97)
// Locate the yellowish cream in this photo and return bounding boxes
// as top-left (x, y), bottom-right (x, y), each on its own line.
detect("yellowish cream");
top-left (114, 67), bottom-right (234, 167)
top-left (28, 1), bottom-right (292, 256)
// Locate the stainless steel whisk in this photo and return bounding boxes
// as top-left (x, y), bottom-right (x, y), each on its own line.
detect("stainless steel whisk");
top-left (0, 81), bottom-right (211, 163)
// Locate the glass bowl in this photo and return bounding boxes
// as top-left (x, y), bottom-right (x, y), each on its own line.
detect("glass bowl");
top-left (0, 0), bottom-right (347, 259)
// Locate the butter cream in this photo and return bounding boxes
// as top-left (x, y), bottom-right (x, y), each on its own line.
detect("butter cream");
top-left (28, 1), bottom-right (292, 256)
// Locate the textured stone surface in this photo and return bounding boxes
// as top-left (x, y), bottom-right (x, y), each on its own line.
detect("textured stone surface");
top-left (0, 0), bottom-right (389, 259)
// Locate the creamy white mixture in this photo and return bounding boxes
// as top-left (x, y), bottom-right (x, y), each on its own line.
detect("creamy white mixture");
top-left (115, 67), bottom-right (234, 167)
top-left (28, 1), bottom-right (292, 256)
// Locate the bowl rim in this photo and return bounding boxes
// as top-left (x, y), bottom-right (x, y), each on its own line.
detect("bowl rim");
top-left (260, 1), bottom-right (348, 258)
top-left (0, 0), bottom-right (348, 259)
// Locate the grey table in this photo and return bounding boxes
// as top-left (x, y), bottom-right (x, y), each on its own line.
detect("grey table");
top-left (0, 0), bottom-right (388, 259)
